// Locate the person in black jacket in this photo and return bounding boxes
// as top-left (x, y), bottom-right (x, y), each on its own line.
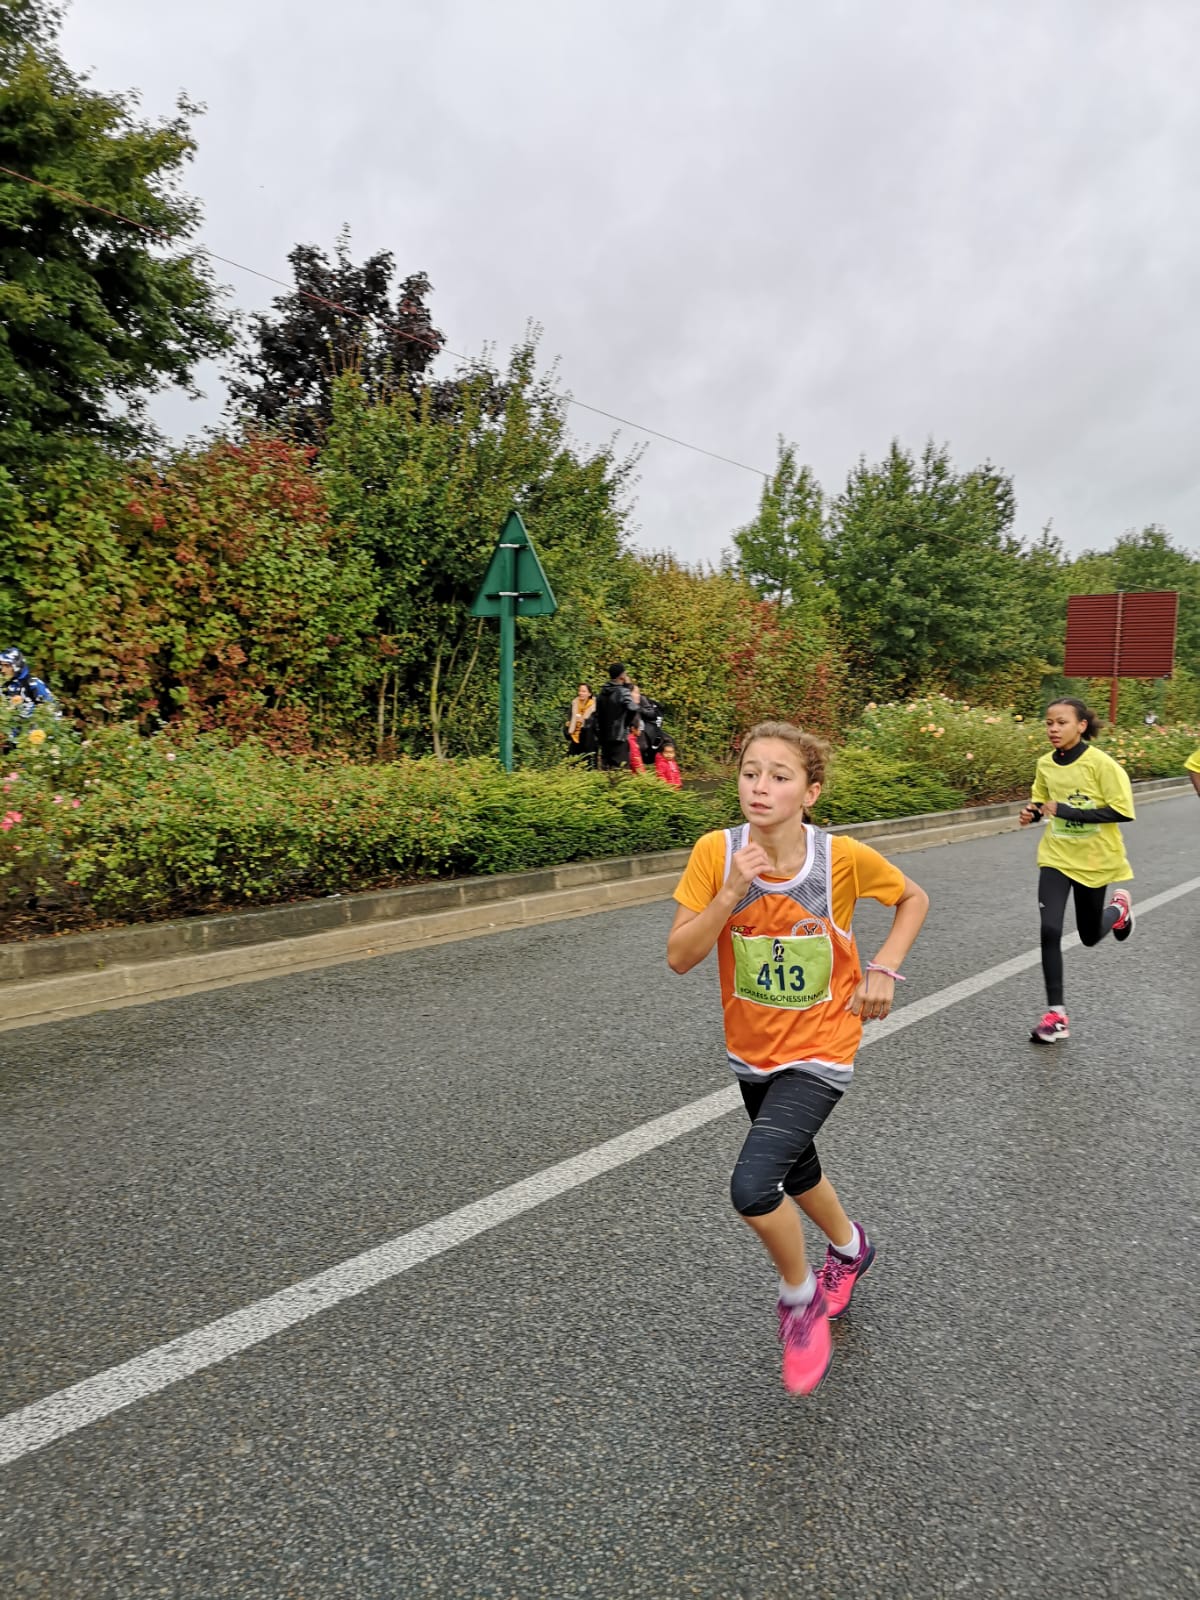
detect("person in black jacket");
top-left (594, 662), bottom-right (641, 769)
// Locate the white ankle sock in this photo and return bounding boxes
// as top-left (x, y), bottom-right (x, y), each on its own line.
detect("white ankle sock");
top-left (832, 1223), bottom-right (861, 1261)
top-left (779, 1269), bottom-right (816, 1307)
top-left (1050, 1006), bottom-right (1067, 1017)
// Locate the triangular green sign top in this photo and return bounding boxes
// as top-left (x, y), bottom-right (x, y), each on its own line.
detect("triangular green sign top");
top-left (469, 511), bottom-right (557, 618)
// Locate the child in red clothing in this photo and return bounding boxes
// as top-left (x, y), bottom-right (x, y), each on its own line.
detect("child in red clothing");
top-left (627, 720), bottom-right (645, 773)
top-left (654, 739), bottom-right (682, 788)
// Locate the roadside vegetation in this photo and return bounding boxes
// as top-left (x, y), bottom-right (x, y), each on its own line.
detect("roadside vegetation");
top-left (4, 699), bottom-right (1194, 936)
top-left (3, 5), bottom-right (1197, 938)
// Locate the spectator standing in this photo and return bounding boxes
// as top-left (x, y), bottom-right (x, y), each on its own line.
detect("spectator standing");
top-left (627, 718), bottom-right (646, 773)
top-left (636, 691), bottom-right (666, 766)
top-left (655, 739), bottom-right (683, 788)
top-left (566, 682), bottom-right (596, 763)
top-left (595, 662), bottom-right (640, 769)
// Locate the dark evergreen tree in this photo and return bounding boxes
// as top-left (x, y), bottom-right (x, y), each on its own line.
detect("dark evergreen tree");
top-left (228, 230), bottom-right (445, 444)
top-left (0, 0), bottom-right (232, 468)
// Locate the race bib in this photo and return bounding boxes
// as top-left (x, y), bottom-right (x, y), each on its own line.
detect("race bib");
top-left (1049, 817), bottom-right (1099, 838)
top-left (732, 932), bottom-right (834, 1009)
top-left (1049, 788), bottom-right (1101, 837)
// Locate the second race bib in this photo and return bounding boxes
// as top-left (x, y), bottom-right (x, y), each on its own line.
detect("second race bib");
top-left (1049, 816), bottom-right (1100, 838)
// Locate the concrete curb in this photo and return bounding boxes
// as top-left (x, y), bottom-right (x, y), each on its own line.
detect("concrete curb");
top-left (1, 777), bottom-right (1190, 1032)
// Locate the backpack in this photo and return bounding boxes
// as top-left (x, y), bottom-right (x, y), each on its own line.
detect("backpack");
top-left (637, 697), bottom-right (665, 758)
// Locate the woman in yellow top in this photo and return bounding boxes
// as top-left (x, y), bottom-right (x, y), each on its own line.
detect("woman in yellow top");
top-left (1019, 698), bottom-right (1135, 1045)
top-left (1186, 745), bottom-right (1200, 798)
top-left (667, 721), bottom-right (928, 1396)
top-left (565, 682), bottom-right (596, 762)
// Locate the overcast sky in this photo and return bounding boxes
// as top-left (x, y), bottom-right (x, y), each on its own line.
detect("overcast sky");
top-left (61, 0), bottom-right (1200, 562)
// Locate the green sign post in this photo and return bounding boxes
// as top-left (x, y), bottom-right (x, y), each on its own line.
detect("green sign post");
top-left (469, 510), bottom-right (557, 771)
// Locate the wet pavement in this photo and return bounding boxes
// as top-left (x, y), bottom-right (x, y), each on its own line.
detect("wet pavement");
top-left (2, 799), bottom-right (1198, 1598)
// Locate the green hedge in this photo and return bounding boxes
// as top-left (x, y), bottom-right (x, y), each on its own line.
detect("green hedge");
top-left (2, 699), bottom-right (1196, 935)
top-left (0, 717), bottom-right (713, 925)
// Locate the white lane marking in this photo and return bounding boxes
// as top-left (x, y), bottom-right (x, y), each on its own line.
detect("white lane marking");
top-left (3, 871), bottom-right (1199, 1467)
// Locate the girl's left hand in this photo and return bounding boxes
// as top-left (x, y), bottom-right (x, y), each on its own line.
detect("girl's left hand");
top-left (846, 973), bottom-right (894, 1021)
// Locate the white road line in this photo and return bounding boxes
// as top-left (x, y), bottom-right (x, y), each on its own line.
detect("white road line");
top-left (3, 871), bottom-right (1199, 1467)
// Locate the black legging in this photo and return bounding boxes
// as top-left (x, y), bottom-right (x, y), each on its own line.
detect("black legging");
top-left (731, 1071), bottom-right (843, 1217)
top-left (1038, 865), bottom-right (1121, 1008)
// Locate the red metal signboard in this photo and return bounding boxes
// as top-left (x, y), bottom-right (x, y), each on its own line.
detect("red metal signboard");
top-left (1063, 591), bottom-right (1178, 680)
top-left (1116, 590), bottom-right (1179, 677)
top-left (1063, 594), bottom-right (1120, 678)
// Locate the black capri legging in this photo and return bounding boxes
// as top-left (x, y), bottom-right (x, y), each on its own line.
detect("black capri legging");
top-left (1038, 865), bottom-right (1121, 1008)
top-left (731, 1070), bottom-right (843, 1218)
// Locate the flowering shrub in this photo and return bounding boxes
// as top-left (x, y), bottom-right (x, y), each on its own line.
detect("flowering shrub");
top-left (848, 694), bottom-right (1199, 798)
top-left (1097, 720), bottom-right (1200, 778)
top-left (3, 701), bottom-right (1195, 936)
top-left (0, 724), bottom-right (713, 930)
top-left (847, 695), bottom-right (1045, 800)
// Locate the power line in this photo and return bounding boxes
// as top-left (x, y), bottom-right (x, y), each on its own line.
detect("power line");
top-left (0, 163), bottom-right (769, 480)
top-left (4, 162), bottom-right (1198, 558)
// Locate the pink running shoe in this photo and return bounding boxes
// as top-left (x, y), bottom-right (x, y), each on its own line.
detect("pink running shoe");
top-left (777, 1288), bottom-right (832, 1395)
top-left (819, 1230), bottom-right (877, 1320)
top-left (1110, 889), bottom-right (1134, 942)
top-left (1030, 1009), bottom-right (1069, 1044)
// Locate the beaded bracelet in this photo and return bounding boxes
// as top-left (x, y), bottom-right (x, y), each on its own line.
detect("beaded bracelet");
top-left (866, 962), bottom-right (907, 983)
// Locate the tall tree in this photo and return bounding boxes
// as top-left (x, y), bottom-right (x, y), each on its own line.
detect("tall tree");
top-left (1069, 525), bottom-right (1200, 662)
top-left (1015, 521), bottom-right (1071, 666)
top-left (322, 338), bottom-right (635, 759)
top-left (0, 0), bottom-right (232, 467)
top-left (826, 440), bottom-right (1032, 698)
top-left (229, 231), bottom-right (445, 445)
top-left (732, 437), bottom-right (829, 617)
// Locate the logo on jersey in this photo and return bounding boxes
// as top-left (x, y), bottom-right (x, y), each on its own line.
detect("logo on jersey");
top-left (791, 917), bottom-right (826, 939)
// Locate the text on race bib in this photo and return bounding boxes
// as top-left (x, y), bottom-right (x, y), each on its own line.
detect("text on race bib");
top-left (731, 932), bottom-right (834, 1010)
top-left (1049, 817), bottom-right (1100, 838)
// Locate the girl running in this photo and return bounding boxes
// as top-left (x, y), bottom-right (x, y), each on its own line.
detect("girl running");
top-left (1020, 698), bottom-right (1135, 1045)
top-left (667, 722), bottom-right (928, 1396)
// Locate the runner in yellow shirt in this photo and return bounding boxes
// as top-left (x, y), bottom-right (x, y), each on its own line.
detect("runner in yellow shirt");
top-left (1185, 745), bottom-right (1200, 798)
top-left (1019, 698), bottom-right (1135, 1045)
top-left (667, 721), bottom-right (928, 1395)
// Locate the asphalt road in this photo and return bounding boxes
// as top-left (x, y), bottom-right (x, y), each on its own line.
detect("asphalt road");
top-left (2, 799), bottom-right (1198, 1600)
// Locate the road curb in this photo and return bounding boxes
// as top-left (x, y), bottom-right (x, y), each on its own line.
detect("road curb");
top-left (1, 777), bottom-right (1190, 1031)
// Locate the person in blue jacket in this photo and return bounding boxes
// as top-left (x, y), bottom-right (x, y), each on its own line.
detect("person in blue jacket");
top-left (1, 648), bottom-right (59, 731)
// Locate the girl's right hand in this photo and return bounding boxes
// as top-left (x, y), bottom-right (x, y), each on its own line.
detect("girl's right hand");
top-left (1019, 802), bottom-right (1042, 827)
top-left (729, 840), bottom-right (771, 891)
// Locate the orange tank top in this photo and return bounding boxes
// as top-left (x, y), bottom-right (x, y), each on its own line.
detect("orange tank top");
top-left (715, 824), bottom-right (865, 1084)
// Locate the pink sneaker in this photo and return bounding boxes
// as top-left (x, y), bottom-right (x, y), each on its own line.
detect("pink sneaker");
top-left (777, 1288), bottom-right (832, 1395)
top-left (1110, 889), bottom-right (1134, 942)
top-left (1030, 1009), bottom-right (1069, 1044)
top-left (818, 1230), bottom-right (876, 1320)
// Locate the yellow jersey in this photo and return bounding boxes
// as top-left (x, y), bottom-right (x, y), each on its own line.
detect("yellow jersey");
top-left (1185, 747), bottom-right (1200, 774)
top-left (1030, 743), bottom-right (1134, 888)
